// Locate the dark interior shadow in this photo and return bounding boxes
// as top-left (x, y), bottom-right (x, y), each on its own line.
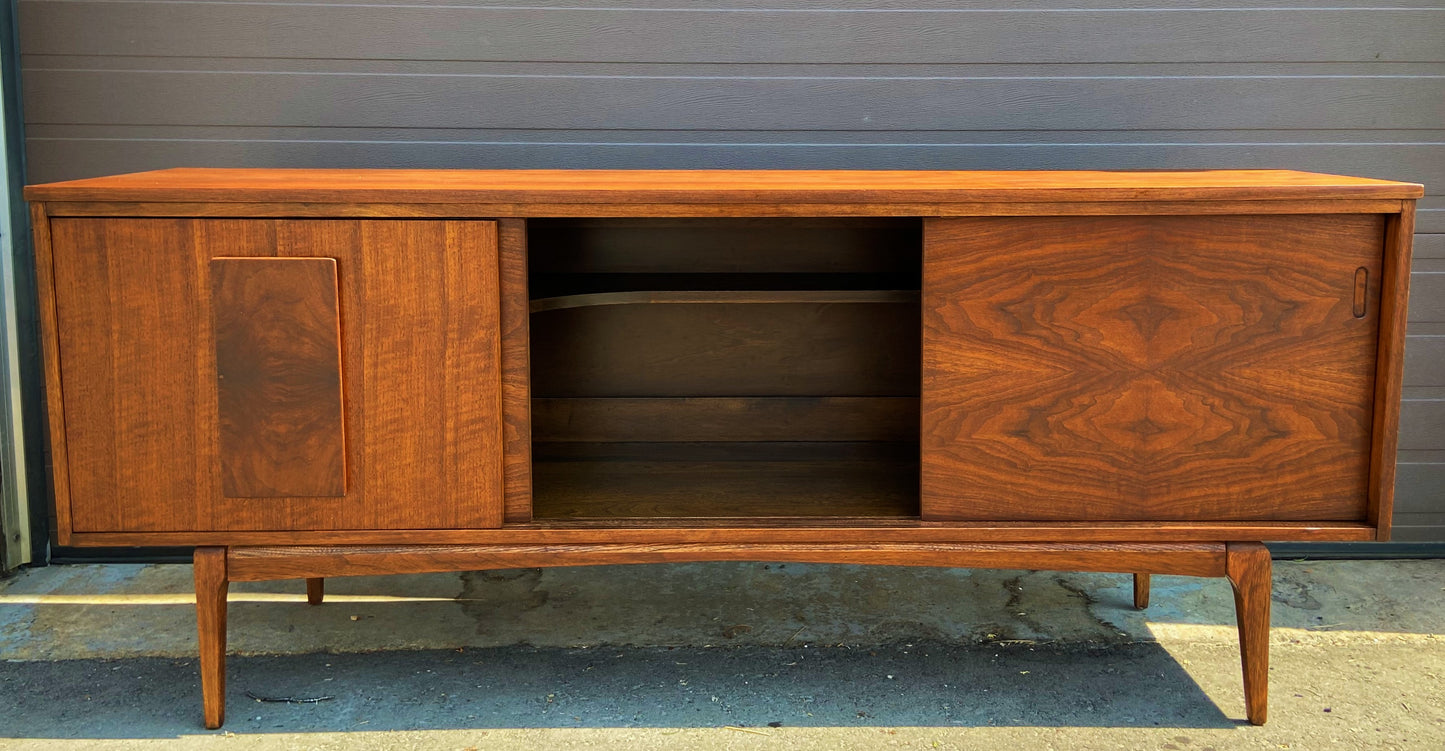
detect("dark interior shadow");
top-left (0, 641), bottom-right (1237, 738)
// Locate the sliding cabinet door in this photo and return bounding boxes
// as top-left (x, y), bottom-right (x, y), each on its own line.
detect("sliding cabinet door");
top-left (49, 218), bottom-right (503, 533)
top-left (921, 214), bottom-right (1384, 522)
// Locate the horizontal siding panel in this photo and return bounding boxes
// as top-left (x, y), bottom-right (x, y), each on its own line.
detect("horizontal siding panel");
top-left (47, 0), bottom-right (1443, 9)
top-left (22, 124), bottom-right (1445, 144)
top-left (1392, 513), bottom-right (1445, 526)
top-left (21, 139), bottom-right (1445, 185)
top-left (23, 71), bottom-right (1445, 131)
top-left (1389, 524), bottom-right (1445, 542)
top-left (1419, 199), bottom-right (1445, 233)
top-left (1404, 336), bottom-right (1445, 388)
top-left (1396, 464), bottom-right (1445, 513)
top-left (1400, 400), bottom-right (1445, 451)
top-left (1417, 234), bottom-right (1445, 259)
top-left (19, 4), bottom-right (1445, 64)
top-left (1409, 272), bottom-right (1445, 322)
top-left (23, 57), bottom-right (1445, 78)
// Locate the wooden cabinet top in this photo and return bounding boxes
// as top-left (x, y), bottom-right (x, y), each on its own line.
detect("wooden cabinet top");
top-left (26, 168), bottom-right (1424, 205)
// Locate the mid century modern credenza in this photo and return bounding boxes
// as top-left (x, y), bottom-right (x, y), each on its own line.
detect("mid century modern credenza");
top-left (25, 169), bottom-right (1422, 728)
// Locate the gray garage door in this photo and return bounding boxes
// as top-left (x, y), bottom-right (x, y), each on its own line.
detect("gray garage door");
top-left (15, 0), bottom-right (1445, 542)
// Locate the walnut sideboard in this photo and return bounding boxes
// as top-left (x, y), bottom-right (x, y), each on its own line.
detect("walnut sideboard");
top-left (25, 169), bottom-right (1423, 728)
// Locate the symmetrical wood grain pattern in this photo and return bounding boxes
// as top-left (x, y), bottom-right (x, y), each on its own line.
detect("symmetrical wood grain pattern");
top-left (1226, 542), bottom-right (1273, 726)
top-left (211, 257), bottom-right (345, 498)
top-left (923, 214), bottom-right (1386, 522)
top-left (193, 547), bottom-right (228, 730)
top-left (225, 542), bottom-right (1228, 582)
top-left (47, 217), bottom-right (505, 532)
top-left (24, 168), bottom-right (1423, 205)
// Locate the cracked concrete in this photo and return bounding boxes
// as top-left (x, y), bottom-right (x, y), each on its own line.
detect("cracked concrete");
top-left (0, 559), bottom-right (1442, 748)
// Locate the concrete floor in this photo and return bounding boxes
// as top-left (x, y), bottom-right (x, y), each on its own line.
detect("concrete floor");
top-left (0, 559), bottom-right (1442, 749)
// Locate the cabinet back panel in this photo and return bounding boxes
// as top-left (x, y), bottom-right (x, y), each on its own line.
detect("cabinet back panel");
top-left (528, 218), bottom-right (920, 275)
top-left (532, 396), bottom-right (918, 444)
top-left (922, 214), bottom-right (1385, 522)
top-left (530, 301), bottom-right (920, 398)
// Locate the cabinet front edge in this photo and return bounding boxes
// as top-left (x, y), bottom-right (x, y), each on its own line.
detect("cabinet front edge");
top-left (33, 199), bottom-right (1408, 219)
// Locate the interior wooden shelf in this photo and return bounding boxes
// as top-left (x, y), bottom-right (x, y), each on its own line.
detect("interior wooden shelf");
top-left (532, 443), bottom-right (918, 520)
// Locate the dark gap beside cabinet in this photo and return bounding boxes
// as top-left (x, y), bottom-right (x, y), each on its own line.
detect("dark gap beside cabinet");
top-left (527, 218), bottom-right (923, 520)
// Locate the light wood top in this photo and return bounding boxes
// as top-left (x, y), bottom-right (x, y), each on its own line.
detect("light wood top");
top-left (25, 168), bottom-right (1424, 204)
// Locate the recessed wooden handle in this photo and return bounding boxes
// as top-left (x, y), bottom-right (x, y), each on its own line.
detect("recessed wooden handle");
top-left (1353, 267), bottom-right (1368, 318)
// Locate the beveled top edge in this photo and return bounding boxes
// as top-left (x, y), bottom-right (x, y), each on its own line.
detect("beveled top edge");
top-left (25, 168), bottom-right (1426, 203)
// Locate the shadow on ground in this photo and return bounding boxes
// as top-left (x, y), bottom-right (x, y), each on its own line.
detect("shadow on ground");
top-left (0, 642), bottom-right (1236, 738)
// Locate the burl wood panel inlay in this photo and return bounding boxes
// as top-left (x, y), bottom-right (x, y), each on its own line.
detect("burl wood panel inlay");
top-left (922, 214), bottom-right (1386, 522)
top-left (211, 257), bottom-right (345, 498)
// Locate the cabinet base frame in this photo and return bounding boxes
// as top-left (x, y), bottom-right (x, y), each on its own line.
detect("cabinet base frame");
top-left (193, 541), bottom-right (1271, 729)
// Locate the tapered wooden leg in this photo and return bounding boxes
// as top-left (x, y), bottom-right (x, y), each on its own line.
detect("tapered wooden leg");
top-left (306, 577), bottom-right (325, 605)
top-left (1133, 573), bottom-right (1151, 609)
top-left (194, 547), bottom-right (229, 730)
top-left (1226, 542), bottom-right (1271, 726)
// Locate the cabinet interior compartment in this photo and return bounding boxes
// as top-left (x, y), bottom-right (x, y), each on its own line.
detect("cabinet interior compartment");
top-left (528, 218), bottom-right (922, 520)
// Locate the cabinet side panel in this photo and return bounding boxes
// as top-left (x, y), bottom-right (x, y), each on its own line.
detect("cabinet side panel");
top-left (922, 214), bottom-right (1383, 522)
top-left (212, 257), bottom-right (346, 498)
top-left (30, 204), bottom-right (73, 544)
top-left (1368, 202), bottom-right (1415, 540)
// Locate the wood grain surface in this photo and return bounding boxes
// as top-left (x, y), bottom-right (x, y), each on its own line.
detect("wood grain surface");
top-left (499, 218), bottom-right (534, 523)
top-left (225, 542), bottom-right (1228, 582)
top-left (1133, 573), bottom-right (1151, 610)
top-left (532, 397), bottom-right (918, 444)
top-left (29, 203), bottom-right (75, 545)
top-left (1226, 542), bottom-right (1273, 725)
top-left (532, 454), bottom-right (917, 519)
top-left (528, 218), bottom-right (917, 275)
top-left (37, 198), bottom-right (1411, 220)
top-left (305, 577), bottom-right (324, 606)
top-left (48, 217), bottom-right (504, 533)
top-left (922, 214), bottom-right (1386, 522)
top-left (1368, 203), bottom-right (1416, 540)
top-left (69, 522), bottom-right (1375, 548)
top-left (193, 547), bottom-right (228, 730)
top-left (211, 257), bottom-right (345, 498)
top-left (25, 169), bottom-right (1423, 205)
top-left (530, 297), bottom-right (919, 398)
